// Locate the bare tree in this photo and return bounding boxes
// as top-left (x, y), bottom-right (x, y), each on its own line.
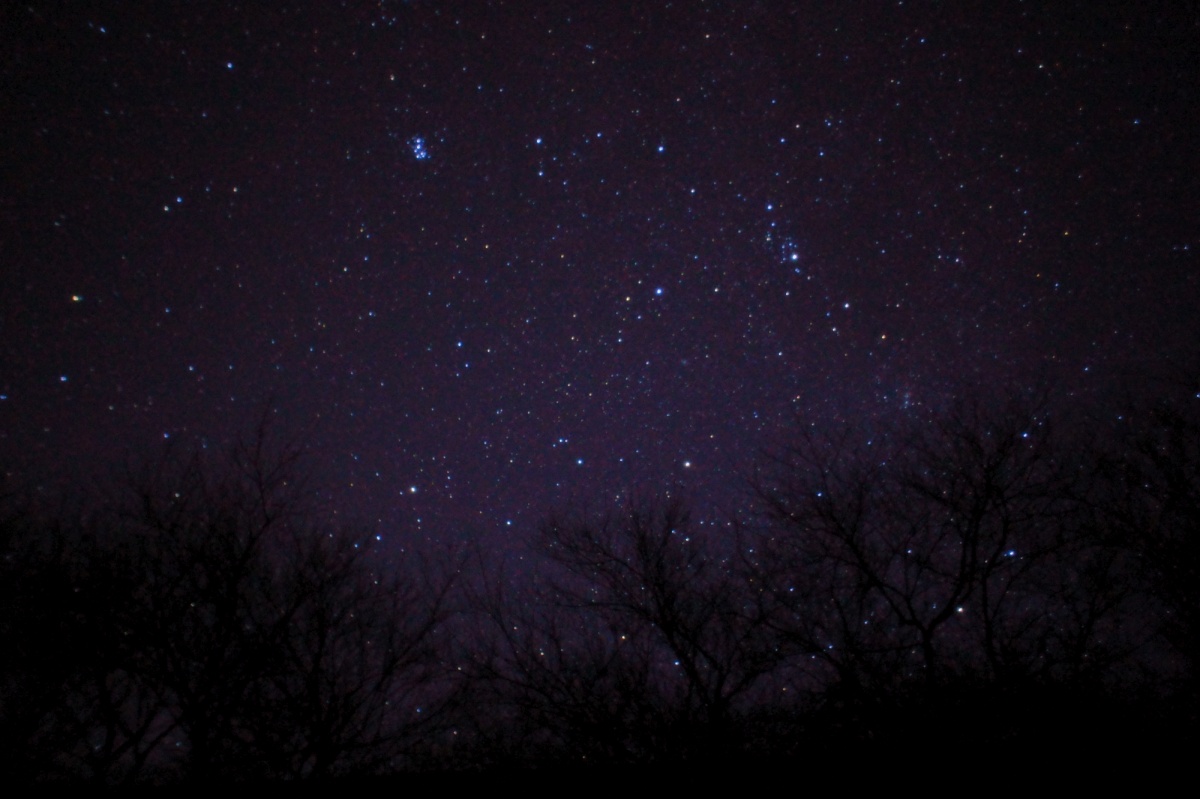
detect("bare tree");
top-left (461, 549), bottom-right (670, 768)
top-left (533, 494), bottom-right (787, 758)
top-left (111, 432), bottom-right (305, 779)
top-left (1100, 375), bottom-right (1200, 682)
top-left (257, 534), bottom-right (458, 778)
top-left (753, 396), bottom-right (1141, 695)
top-left (0, 500), bottom-right (91, 783)
top-left (0, 482), bottom-right (178, 784)
top-left (105, 427), bottom-right (456, 781)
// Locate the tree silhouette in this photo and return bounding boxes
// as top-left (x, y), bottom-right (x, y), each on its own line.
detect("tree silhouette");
top-left (463, 546), bottom-right (670, 767)
top-left (752, 396), bottom-right (1144, 701)
top-left (4, 386), bottom-right (1197, 782)
top-left (110, 429), bottom-right (459, 780)
top-left (0, 480), bottom-right (180, 783)
top-left (256, 532), bottom-right (457, 778)
top-left (532, 494), bottom-right (786, 760)
top-left (0, 426), bottom-right (460, 783)
top-left (1101, 376), bottom-right (1200, 686)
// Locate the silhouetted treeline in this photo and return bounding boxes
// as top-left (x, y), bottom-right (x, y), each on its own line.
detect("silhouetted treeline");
top-left (3, 385), bottom-right (1198, 783)
top-left (0, 432), bottom-right (457, 784)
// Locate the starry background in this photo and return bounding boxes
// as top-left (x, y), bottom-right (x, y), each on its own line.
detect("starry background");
top-left (2, 1), bottom-right (1196, 550)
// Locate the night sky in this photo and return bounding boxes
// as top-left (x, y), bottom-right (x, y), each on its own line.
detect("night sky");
top-left (3, 2), bottom-right (1196, 550)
